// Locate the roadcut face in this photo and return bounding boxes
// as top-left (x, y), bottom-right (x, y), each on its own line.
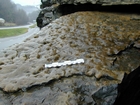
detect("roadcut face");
top-left (0, 11), bottom-right (140, 105)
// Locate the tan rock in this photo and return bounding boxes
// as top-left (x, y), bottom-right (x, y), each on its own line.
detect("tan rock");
top-left (0, 12), bottom-right (140, 92)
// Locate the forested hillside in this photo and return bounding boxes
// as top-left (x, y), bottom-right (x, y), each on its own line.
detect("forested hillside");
top-left (16, 4), bottom-right (40, 23)
top-left (0, 0), bottom-right (29, 25)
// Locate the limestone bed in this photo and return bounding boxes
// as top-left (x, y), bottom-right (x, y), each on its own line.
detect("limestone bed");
top-left (0, 12), bottom-right (140, 104)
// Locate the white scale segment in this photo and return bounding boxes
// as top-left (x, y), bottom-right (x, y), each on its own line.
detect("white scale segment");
top-left (45, 59), bottom-right (84, 68)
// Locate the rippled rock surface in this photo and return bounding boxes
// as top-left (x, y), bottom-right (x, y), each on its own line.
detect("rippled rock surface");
top-left (0, 12), bottom-right (140, 104)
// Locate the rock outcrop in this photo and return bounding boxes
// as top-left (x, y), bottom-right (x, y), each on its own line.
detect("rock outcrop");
top-left (41, 0), bottom-right (140, 7)
top-left (0, 11), bottom-right (140, 104)
top-left (37, 0), bottom-right (140, 28)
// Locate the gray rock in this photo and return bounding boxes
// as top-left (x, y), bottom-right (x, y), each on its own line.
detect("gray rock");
top-left (41, 0), bottom-right (140, 6)
top-left (37, 0), bottom-right (140, 28)
top-left (93, 84), bottom-right (117, 105)
top-left (0, 76), bottom-right (117, 105)
top-left (0, 11), bottom-right (140, 104)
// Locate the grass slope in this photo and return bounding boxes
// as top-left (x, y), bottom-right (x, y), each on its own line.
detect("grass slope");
top-left (29, 24), bottom-right (37, 28)
top-left (0, 28), bottom-right (28, 38)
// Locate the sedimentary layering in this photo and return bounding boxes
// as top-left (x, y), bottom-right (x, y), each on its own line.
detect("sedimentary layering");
top-left (41, 0), bottom-right (140, 7)
top-left (0, 12), bottom-right (140, 104)
top-left (37, 0), bottom-right (140, 28)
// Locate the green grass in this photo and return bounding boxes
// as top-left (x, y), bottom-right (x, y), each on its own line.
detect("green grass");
top-left (0, 28), bottom-right (28, 38)
top-left (29, 24), bottom-right (37, 28)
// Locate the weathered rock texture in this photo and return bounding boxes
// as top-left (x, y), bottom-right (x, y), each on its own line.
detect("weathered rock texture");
top-left (0, 11), bottom-right (140, 104)
top-left (41, 0), bottom-right (140, 7)
top-left (38, 0), bottom-right (140, 28)
top-left (0, 76), bottom-right (118, 105)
